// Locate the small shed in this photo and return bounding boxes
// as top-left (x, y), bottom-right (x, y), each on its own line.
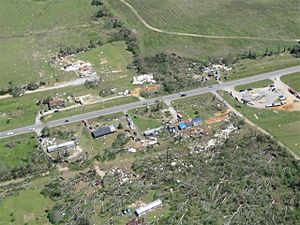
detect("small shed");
top-left (91, 125), bottom-right (116, 138)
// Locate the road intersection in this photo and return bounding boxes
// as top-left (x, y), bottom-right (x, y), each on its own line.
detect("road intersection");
top-left (1, 65), bottom-right (300, 139)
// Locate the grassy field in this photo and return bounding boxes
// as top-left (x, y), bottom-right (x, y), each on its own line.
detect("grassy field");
top-left (172, 93), bottom-right (226, 120)
top-left (106, 0), bottom-right (299, 60)
top-left (43, 96), bottom-right (138, 122)
top-left (0, 133), bottom-right (37, 169)
top-left (281, 72), bottom-right (300, 91)
top-left (128, 104), bottom-right (167, 131)
top-left (0, 177), bottom-right (53, 225)
top-left (0, 85), bottom-right (105, 132)
top-left (224, 54), bottom-right (300, 81)
top-left (0, 0), bottom-right (101, 89)
top-left (234, 79), bottom-right (274, 91)
top-left (77, 42), bottom-right (136, 91)
top-left (219, 90), bottom-right (300, 156)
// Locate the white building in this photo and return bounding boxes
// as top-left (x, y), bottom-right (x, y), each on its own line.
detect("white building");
top-left (47, 141), bottom-right (76, 153)
top-left (135, 199), bottom-right (163, 217)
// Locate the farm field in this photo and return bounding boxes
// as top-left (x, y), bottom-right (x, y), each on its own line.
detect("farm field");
top-left (0, 177), bottom-right (54, 225)
top-left (234, 79), bottom-right (274, 91)
top-left (0, 0), bottom-right (100, 89)
top-left (106, 0), bottom-right (299, 60)
top-left (281, 72), bottom-right (300, 91)
top-left (219, 90), bottom-right (300, 156)
top-left (223, 54), bottom-right (300, 81)
top-left (0, 133), bottom-right (37, 169)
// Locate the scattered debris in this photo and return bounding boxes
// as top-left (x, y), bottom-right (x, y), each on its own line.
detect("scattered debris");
top-left (133, 74), bottom-right (156, 85)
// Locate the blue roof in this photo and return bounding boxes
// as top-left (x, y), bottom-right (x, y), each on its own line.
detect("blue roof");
top-left (178, 123), bottom-right (187, 129)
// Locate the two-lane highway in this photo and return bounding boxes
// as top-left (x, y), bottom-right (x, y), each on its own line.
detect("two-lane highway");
top-left (1, 65), bottom-right (300, 139)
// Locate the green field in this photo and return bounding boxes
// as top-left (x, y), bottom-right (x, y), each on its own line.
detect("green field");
top-left (129, 105), bottom-right (165, 131)
top-left (219, 91), bottom-right (300, 156)
top-left (235, 79), bottom-right (274, 91)
top-left (106, 0), bottom-right (299, 60)
top-left (224, 54), bottom-right (300, 81)
top-left (0, 85), bottom-right (106, 132)
top-left (77, 42), bottom-right (136, 91)
top-left (281, 72), bottom-right (300, 91)
top-left (49, 113), bottom-right (125, 159)
top-left (43, 96), bottom-right (138, 122)
top-left (0, 178), bottom-right (53, 225)
top-left (0, 133), bottom-right (37, 169)
top-left (172, 93), bottom-right (226, 120)
top-left (0, 0), bottom-right (101, 89)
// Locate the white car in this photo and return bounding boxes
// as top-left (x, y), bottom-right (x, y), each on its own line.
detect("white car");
top-left (6, 132), bottom-right (14, 136)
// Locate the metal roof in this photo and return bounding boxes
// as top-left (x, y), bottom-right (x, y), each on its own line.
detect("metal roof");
top-left (47, 141), bottom-right (76, 153)
top-left (135, 199), bottom-right (162, 216)
top-left (92, 126), bottom-right (115, 138)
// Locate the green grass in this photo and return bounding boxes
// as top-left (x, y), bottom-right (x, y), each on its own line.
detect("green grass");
top-left (224, 54), bottom-right (300, 81)
top-left (172, 93), bottom-right (226, 120)
top-left (0, 133), bottom-right (37, 168)
top-left (50, 113), bottom-right (124, 158)
top-left (128, 104), bottom-right (167, 131)
top-left (0, 85), bottom-right (104, 132)
top-left (234, 79), bottom-right (274, 91)
top-left (44, 96), bottom-right (138, 122)
top-left (0, 177), bottom-right (54, 225)
top-left (281, 72), bottom-right (300, 91)
top-left (106, 0), bottom-right (299, 60)
top-left (77, 42), bottom-right (136, 91)
top-left (0, 0), bottom-right (100, 89)
top-left (219, 90), bottom-right (300, 156)
top-left (0, 95), bottom-right (40, 132)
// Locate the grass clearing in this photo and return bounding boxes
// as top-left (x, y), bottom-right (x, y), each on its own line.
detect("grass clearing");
top-left (0, 85), bottom-right (102, 131)
top-left (0, 133), bottom-right (37, 168)
top-left (234, 79), bottom-right (274, 91)
top-left (0, 177), bottom-right (54, 225)
top-left (172, 93), bottom-right (226, 120)
top-left (77, 42), bottom-right (136, 91)
top-left (219, 90), bottom-right (300, 156)
top-left (281, 72), bottom-right (300, 91)
top-left (128, 103), bottom-right (168, 131)
top-left (106, 0), bottom-right (299, 60)
top-left (224, 54), bottom-right (300, 81)
top-left (43, 96), bottom-right (138, 122)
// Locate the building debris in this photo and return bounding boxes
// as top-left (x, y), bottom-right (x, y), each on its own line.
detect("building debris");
top-left (133, 74), bottom-right (156, 85)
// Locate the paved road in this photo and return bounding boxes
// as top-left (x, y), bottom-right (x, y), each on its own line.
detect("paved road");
top-left (1, 65), bottom-right (300, 139)
top-left (120, 0), bottom-right (299, 42)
